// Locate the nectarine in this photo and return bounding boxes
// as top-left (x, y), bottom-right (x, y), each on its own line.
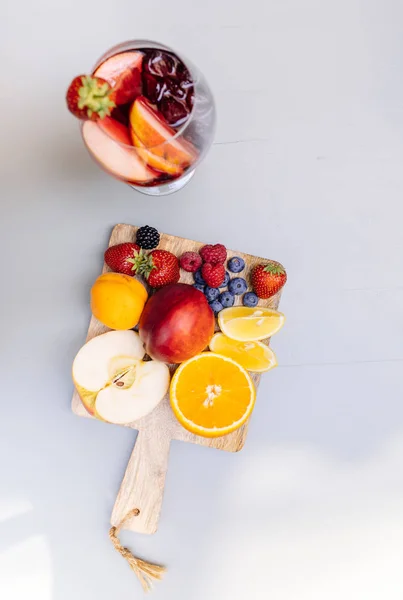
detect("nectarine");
top-left (139, 283), bottom-right (214, 363)
top-left (91, 272), bottom-right (148, 330)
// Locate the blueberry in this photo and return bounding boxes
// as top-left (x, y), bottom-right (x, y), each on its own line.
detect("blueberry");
top-left (219, 291), bottom-right (234, 307)
top-left (209, 300), bottom-right (223, 315)
top-left (194, 270), bottom-right (205, 285)
top-left (227, 256), bottom-right (245, 273)
top-left (219, 271), bottom-right (230, 288)
top-left (193, 283), bottom-right (205, 293)
top-left (228, 277), bottom-right (248, 295)
top-left (205, 286), bottom-right (220, 302)
top-left (243, 292), bottom-right (259, 307)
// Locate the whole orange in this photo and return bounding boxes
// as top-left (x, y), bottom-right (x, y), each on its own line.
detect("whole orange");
top-left (91, 272), bottom-right (148, 330)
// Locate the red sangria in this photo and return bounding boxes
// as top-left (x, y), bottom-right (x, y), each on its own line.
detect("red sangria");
top-left (66, 40), bottom-right (216, 195)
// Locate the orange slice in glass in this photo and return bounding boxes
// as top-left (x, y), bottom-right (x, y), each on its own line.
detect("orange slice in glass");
top-left (131, 130), bottom-right (183, 176)
top-left (170, 352), bottom-right (255, 438)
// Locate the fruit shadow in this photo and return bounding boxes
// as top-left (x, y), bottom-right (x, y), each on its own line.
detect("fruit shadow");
top-left (107, 435), bottom-right (243, 600)
top-left (134, 359), bottom-right (403, 599)
top-left (0, 346), bottom-right (145, 598)
top-left (39, 117), bottom-right (102, 185)
top-left (0, 413), bottom-right (241, 599)
top-left (156, 431), bottom-right (403, 600)
top-left (2, 352), bottom-right (399, 598)
top-left (52, 129), bottom-right (98, 184)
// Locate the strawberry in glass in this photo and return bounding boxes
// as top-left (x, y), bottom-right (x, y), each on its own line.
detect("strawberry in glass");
top-left (66, 40), bottom-right (216, 196)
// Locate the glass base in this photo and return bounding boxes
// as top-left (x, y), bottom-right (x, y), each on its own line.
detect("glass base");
top-left (130, 169), bottom-right (195, 196)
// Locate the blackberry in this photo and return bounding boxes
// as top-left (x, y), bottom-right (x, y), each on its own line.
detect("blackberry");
top-left (136, 225), bottom-right (160, 249)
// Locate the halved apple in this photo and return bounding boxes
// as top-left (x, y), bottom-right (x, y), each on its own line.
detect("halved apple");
top-left (129, 96), bottom-right (198, 169)
top-left (94, 51), bottom-right (143, 105)
top-left (82, 117), bottom-right (158, 184)
top-left (72, 330), bottom-right (170, 424)
top-left (131, 130), bottom-right (183, 176)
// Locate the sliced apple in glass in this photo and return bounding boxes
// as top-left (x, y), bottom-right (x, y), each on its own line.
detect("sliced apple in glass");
top-left (129, 96), bottom-right (198, 169)
top-left (131, 130), bottom-right (183, 176)
top-left (82, 117), bottom-right (158, 184)
top-left (72, 330), bottom-right (170, 424)
top-left (94, 51), bottom-right (143, 105)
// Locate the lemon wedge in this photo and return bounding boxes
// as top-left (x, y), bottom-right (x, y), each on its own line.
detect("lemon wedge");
top-left (218, 306), bottom-right (285, 342)
top-left (209, 333), bottom-right (277, 372)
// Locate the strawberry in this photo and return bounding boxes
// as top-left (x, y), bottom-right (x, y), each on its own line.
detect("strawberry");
top-left (104, 242), bottom-right (141, 275)
top-left (66, 75), bottom-right (116, 121)
top-left (251, 262), bottom-right (287, 299)
top-left (201, 263), bottom-right (226, 288)
top-left (136, 249), bottom-right (180, 288)
top-left (199, 244), bottom-right (227, 265)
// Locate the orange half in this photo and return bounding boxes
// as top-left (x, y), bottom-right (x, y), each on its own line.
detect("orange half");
top-left (170, 352), bottom-right (256, 438)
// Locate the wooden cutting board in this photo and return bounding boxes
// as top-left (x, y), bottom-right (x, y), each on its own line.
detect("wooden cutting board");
top-left (72, 224), bottom-right (282, 534)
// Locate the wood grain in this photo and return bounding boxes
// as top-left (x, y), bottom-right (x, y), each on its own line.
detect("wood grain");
top-left (72, 224), bottom-right (282, 533)
top-left (111, 429), bottom-right (171, 534)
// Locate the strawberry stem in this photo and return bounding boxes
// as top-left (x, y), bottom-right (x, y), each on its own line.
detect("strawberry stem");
top-left (126, 248), bottom-right (141, 272)
top-left (78, 75), bottom-right (116, 119)
top-left (131, 251), bottom-right (156, 279)
top-left (263, 263), bottom-right (286, 275)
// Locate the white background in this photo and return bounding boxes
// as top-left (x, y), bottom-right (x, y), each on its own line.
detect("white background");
top-left (1, 0), bottom-right (403, 598)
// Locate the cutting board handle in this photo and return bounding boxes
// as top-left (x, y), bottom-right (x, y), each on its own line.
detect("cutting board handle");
top-left (111, 429), bottom-right (171, 535)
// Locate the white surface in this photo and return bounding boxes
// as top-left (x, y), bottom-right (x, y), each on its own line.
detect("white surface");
top-left (1, 1), bottom-right (403, 598)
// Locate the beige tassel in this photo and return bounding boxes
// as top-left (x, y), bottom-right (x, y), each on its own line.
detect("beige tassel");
top-left (109, 508), bottom-right (166, 592)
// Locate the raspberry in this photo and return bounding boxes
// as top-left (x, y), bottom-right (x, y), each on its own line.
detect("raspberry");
top-left (199, 244), bottom-right (227, 265)
top-left (180, 251), bottom-right (202, 273)
top-left (201, 263), bottom-right (226, 288)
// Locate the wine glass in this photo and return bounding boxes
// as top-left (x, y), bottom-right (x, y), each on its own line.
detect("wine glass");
top-left (81, 40), bottom-right (216, 196)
